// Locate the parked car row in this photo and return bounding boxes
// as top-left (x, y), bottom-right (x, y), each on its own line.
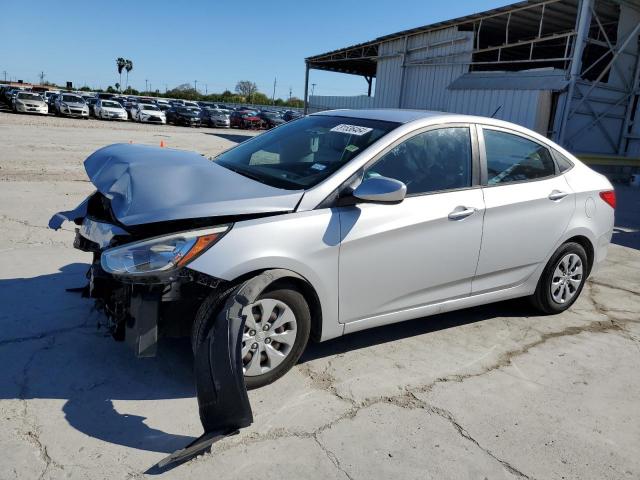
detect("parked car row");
top-left (0, 85), bottom-right (303, 130)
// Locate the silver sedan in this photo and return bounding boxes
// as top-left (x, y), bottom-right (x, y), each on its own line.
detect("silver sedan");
top-left (52, 109), bottom-right (615, 388)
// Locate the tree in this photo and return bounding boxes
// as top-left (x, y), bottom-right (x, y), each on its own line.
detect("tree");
top-left (115, 82), bottom-right (120, 92)
top-left (106, 85), bottom-right (117, 93)
top-left (235, 80), bottom-right (257, 102)
top-left (125, 59), bottom-right (133, 90)
top-left (116, 57), bottom-right (126, 92)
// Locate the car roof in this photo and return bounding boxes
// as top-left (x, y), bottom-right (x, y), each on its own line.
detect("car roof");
top-left (312, 108), bottom-right (539, 132)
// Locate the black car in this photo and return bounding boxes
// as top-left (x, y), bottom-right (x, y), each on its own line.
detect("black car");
top-left (257, 111), bottom-right (285, 129)
top-left (166, 106), bottom-right (201, 127)
top-left (282, 110), bottom-right (303, 122)
top-left (86, 97), bottom-right (98, 116)
top-left (47, 94), bottom-right (58, 112)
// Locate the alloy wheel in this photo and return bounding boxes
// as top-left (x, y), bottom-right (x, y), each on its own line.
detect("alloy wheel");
top-left (241, 298), bottom-right (298, 376)
top-left (550, 253), bottom-right (583, 304)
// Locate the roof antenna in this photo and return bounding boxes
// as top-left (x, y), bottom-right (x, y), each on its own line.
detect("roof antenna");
top-left (490, 105), bottom-right (502, 118)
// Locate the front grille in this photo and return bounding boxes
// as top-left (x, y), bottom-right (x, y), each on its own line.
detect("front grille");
top-left (148, 116), bottom-right (162, 122)
top-left (71, 109), bottom-right (83, 114)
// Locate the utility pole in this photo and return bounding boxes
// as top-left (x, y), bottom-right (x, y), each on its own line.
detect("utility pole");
top-left (145, 79), bottom-right (148, 92)
top-left (194, 80), bottom-right (198, 93)
top-left (272, 77), bottom-right (277, 105)
top-left (39, 71), bottom-right (46, 85)
top-left (3, 71), bottom-right (7, 82)
top-left (289, 86), bottom-right (292, 101)
top-left (311, 83), bottom-right (316, 97)
top-left (205, 84), bottom-right (208, 95)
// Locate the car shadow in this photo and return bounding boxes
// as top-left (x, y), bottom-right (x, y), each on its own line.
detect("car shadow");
top-left (0, 263), bottom-right (537, 455)
top-left (0, 264), bottom-right (198, 454)
top-left (300, 299), bottom-right (537, 363)
top-left (202, 132), bottom-right (255, 143)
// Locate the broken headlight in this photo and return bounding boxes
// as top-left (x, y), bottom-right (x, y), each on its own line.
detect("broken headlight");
top-left (101, 225), bottom-right (230, 276)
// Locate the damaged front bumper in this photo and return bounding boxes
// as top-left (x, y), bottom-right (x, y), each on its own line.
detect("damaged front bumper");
top-left (51, 193), bottom-right (228, 358)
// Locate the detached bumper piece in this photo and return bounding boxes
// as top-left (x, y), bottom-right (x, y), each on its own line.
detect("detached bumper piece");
top-left (152, 282), bottom-right (254, 471)
top-left (152, 271), bottom-right (290, 471)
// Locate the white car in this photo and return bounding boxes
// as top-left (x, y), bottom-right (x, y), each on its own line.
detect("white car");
top-left (13, 92), bottom-right (48, 115)
top-left (94, 99), bottom-right (128, 121)
top-left (51, 109), bottom-right (615, 388)
top-left (131, 103), bottom-right (166, 124)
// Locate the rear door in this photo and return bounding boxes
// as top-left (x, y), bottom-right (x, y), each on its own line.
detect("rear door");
top-left (473, 126), bottom-right (575, 294)
top-left (338, 124), bottom-right (485, 325)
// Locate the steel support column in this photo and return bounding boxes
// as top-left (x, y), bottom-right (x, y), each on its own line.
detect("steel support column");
top-left (303, 63), bottom-right (310, 115)
top-left (558, 0), bottom-right (593, 144)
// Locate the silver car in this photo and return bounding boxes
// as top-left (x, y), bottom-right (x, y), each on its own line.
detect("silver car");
top-left (54, 93), bottom-right (89, 118)
top-left (50, 109), bottom-right (615, 388)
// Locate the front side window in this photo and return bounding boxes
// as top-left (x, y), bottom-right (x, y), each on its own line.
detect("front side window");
top-left (365, 127), bottom-right (472, 195)
top-left (216, 115), bottom-right (399, 190)
top-left (483, 129), bottom-right (555, 185)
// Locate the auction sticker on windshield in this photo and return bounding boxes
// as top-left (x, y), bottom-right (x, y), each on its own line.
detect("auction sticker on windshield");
top-left (330, 124), bottom-right (373, 136)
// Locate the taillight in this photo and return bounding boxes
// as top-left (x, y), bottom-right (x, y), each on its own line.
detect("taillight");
top-left (599, 190), bottom-right (616, 209)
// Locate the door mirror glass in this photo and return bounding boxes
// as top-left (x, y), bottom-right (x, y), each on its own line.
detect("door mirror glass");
top-left (352, 176), bottom-right (407, 204)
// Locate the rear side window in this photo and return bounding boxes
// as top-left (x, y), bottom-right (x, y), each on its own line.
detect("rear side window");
top-left (483, 129), bottom-right (555, 185)
top-left (366, 127), bottom-right (472, 195)
top-left (554, 151), bottom-right (574, 172)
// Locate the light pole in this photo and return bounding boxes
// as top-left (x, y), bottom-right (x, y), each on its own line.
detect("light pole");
top-left (145, 79), bottom-right (148, 93)
top-left (194, 80), bottom-right (198, 93)
top-left (311, 83), bottom-right (316, 97)
top-left (272, 77), bottom-right (277, 105)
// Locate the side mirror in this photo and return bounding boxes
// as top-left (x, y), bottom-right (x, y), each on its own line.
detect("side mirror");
top-left (352, 176), bottom-right (407, 204)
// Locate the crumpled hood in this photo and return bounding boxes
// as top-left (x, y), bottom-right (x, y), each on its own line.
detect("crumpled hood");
top-left (84, 143), bottom-right (303, 226)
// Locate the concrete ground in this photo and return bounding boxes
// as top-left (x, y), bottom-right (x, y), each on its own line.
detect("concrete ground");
top-left (0, 112), bottom-right (638, 480)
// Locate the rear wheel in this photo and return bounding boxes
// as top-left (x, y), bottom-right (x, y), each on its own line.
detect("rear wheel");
top-left (192, 284), bottom-right (311, 389)
top-left (530, 242), bottom-right (588, 314)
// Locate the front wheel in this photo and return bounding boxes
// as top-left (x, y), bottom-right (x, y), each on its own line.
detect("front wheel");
top-left (192, 284), bottom-right (311, 389)
top-left (530, 242), bottom-right (588, 314)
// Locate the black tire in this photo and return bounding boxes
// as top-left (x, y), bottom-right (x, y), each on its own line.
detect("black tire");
top-left (191, 282), bottom-right (311, 389)
top-left (530, 242), bottom-right (588, 314)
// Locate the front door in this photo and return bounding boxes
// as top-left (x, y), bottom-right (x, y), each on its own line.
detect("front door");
top-left (338, 125), bottom-right (485, 325)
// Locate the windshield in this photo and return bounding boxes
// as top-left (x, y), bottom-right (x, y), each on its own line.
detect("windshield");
top-left (177, 107), bottom-right (194, 114)
top-left (141, 104), bottom-right (160, 111)
top-left (216, 115), bottom-right (399, 190)
top-left (102, 101), bottom-right (120, 108)
top-left (17, 93), bottom-right (42, 101)
top-left (62, 95), bottom-right (83, 103)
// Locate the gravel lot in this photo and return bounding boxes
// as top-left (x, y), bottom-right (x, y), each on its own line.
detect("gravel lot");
top-left (1, 112), bottom-right (639, 479)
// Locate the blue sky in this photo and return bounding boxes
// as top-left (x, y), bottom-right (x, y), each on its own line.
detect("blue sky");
top-left (1, 0), bottom-right (512, 98)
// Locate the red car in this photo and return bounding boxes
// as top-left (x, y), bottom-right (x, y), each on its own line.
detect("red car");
top-left (230, 110), bottom-right (263, 129)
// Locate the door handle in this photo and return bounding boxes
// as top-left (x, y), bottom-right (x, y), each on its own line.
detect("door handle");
top-left (448, 206), bottom-right (476, 220)
top-left (548, 190), bottom-right (568, 201)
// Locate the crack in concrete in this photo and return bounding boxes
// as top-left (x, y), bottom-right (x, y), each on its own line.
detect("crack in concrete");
top-left (312, 434), bottom-right (356, 480)
top-left (17, 336), bottom-right (64, 479)
top-left (0, 321), bottom-right (93, 347)
top-left (427, 405), bottom-right (532, 479)
top-left (589, 279), bottom-right (640, 297)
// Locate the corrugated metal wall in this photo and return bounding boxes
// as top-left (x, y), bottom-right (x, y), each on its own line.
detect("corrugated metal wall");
top-left (446, 89), bottom-right (551, 134)
top-left (401, 29), bottom-right (474, 110)
top-left (307, 95), bottom-right (374, 113)
top-left (373, 38), bottom-right (405, 108)
top-left (373, 27), bottom-right (473, 109)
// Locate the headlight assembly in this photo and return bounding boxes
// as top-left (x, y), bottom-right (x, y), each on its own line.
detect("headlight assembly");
top-left (101, 225), bottom-right (230, 276)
